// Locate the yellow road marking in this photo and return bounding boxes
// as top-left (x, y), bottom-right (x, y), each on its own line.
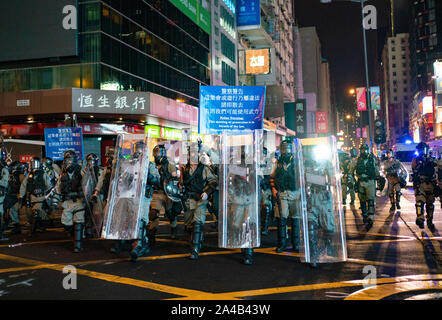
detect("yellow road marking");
top-left (0, 251), bottom-right (440, 300)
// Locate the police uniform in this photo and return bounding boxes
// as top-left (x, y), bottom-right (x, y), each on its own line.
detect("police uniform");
top-left (355, 144), bottom-right (378, 228)
top-left (270, 141), bottom-right (301, 253)
top-left (412, 143), bottom-right (438, 229)
top-left (19, 164), bottom-right (53, 233)
top-left (149, 160), bottom-right (176, 237)
top-left (259, 148), bottom-right (273, 236)
top-left (55, 151), bottom-right (86, 252)
top-left (0, 164), bottom-right (10, 237)
top-left (4, 164), bottom-right (25, 233)
top-left (182, 158), bottom-right (217, 260)
top-left (341, 153), bottom-right (357, 205)
top-left (383, 152), bottom-right (403, 211)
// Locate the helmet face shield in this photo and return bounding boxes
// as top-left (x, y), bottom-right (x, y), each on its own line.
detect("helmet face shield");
top-left (30, 157), bottom-right (42, 171)
top-left (280, 141), bottom-right (293, 155)
top-left (63, 150), bottom-right (78, 172)
top-left (153, 145), bottom-right (167, 164)
top-left (86, 153), bottom-right (99, 167)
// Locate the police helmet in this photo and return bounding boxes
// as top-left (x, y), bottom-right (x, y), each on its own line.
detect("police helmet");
top-left (359, 143), bottom-right (369, 154)
top-left (280, 139), bottom-right (294, 155)
top-left (86, 153), bottom-right (99, 167)
top-left (63, 150), bottom-right (78, 169)
top-left (30, 157), bottom-right (42, 171)
top-left (416, 142), bottom-right (429, 156)
top-left (153, 144), bottom-right (167, 163)
top-left (43, 157), bottom-right (53, 168)
top-left (13, 162), bottom-right (27, 174)
top-left (386, 149), bottom-right (394, 157)
top-left (349, 148), bottom-right (358, 158)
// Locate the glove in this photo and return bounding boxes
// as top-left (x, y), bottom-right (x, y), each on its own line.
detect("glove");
top-left (201, 192), bottom-right (208, 201)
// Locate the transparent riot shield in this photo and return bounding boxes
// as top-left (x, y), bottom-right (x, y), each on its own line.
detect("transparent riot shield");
top-left (219, 130), bottom-right (260, 248)
top-left (101, 134), bottom-right (150, 239)
top-left (82, 166), bottom-right (104, 237)
top-left (300, 136), bottom-right (347, 264)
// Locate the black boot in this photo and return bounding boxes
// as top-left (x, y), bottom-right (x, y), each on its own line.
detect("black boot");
top-left (291, 218), bottom-right (300, 252)
top-left (276, 218), bottom-right (288, 253)
top-left (73, 223), bottom-right (84, 253)
top-left (426, 204), bottom-right (435, 231)
top-left (243, 248), bottom-right (253, 265)
top-left (395, 192), bottom-right (401, 210)
top-left (261, 206), bottom-right (271, 236)
top-left (147, 227), bottom-right (157, 248)
top-left (170, 226), bottom-right (178, 240)
top-left (416, 202), bottom-right (425, 229)
top-left (12, 223), bottom-right (21, 234)
top-left (130, 221), bottom-right (150, 262)
top-left (360, 201), bottom-right (368, 223)
top-left (189, 222), bottom-right (204, 260)
top-left (389, 197), bottom-right (396, 212)
top-left (110, 240), bottom-right (127, 253)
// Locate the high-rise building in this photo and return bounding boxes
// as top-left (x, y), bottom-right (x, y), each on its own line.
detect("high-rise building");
top-left (409, 0), bottom-right (442, 143)
top-left (210, 0), bottom-right (238, 86)
top-left (236, 0), bottom-right (296, 128)
top-left (298, 26), bottom-right (332, 137)
top-left (381, 33), bottom-right (412, 145)
top-left (0, 0), bottom-right (212, 162)
top-left (0, 0), bottom-right (211, 107)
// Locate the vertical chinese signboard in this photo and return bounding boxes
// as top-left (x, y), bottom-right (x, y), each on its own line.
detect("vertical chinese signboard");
top-left (295, 99), bottom-right (307, 138)
top-left (315, 111), bottom-right (328, 133)
top-left (356, 87), bottom-right (367, 111)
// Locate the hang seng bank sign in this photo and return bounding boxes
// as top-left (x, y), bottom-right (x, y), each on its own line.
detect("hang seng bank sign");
top-left (72, 88), bottom-right (150, 114)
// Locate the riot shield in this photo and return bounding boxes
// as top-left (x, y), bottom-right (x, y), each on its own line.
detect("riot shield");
top-left (82, 166), bottom-right (104, 237)
top-left (101, 134), bottom-right (150, 240)
top-left (300, 136), bottom-right (347, 264)
top-left (219, 130), bottom-right (260, 248)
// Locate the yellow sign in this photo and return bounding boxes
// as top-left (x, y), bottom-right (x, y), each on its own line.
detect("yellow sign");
top-left (245, 49), bottom-right (270, 75)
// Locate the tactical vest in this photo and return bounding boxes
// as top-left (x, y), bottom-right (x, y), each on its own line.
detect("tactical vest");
top-left (8, 173), bottom-right (21, 195)
top-left (275, 156), bottom-right (297, 191)
top-left (356, 155), bottom-right (376, 180)
top-left (28, 170), bottom-right (46, 196)
top-left (415, 157), bottom-right (436, 180)
top-left (60, 165), bottom-right (83, 195)
top-left (183, 164), bottom-right (205, 196)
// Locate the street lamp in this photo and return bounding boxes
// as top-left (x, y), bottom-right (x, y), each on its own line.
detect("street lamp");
top-left (349, 88), bottom-right (356, 96)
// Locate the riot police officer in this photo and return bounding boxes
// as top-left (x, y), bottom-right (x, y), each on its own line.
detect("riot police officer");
top-left (149, 144), bottom-right (177, 242)
top-left (181, 144), bottom-right (218, 260)
top-left (19, 157), bottom-right (53, 234)
top-left (270, 139), bottom-right (301, 253)
top-left (342, 148), bottom-right (357, 206)
top-left (100, 146), bottom-right (115, 206)
top-left (383, 149), bottom-right (403, 212)
top-left (355, 143), bottom-right (378, 229)
top-left (412, 142), bottom-right (438, 230)
top-left (55, 150), bottom-right (86, 252)
top-left (0, 150), bottom-right (9, 238)
top-left (83, 153), bottom-right (105, 238)
top-left (3, 162), bottom-right (26, 234)
top-left (260, 147), bottom-right (273, 236)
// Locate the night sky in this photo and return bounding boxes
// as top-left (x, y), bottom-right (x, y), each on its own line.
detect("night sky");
top-left (294, 0), bottom-right (409, 110)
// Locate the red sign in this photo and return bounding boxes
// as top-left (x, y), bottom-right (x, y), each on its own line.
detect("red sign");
top-left (356, 128), bottom-right (361, 138)
top-left (315, 111), bottom-right (328, 133)
top-left (362, 127), bottom-right (367, 138)
top-left (357, 88), bottom-right (367, 111)
top-left (20, 155), bottom-right (35, 163)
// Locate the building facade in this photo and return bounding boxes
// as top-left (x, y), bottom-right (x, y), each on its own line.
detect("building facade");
top-left (381, 33), bottom-right (412, 146)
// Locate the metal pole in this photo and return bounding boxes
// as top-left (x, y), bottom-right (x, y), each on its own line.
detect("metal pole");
top-left (360, 0), bottom-right (374, 150)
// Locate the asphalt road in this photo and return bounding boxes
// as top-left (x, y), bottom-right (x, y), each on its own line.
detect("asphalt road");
top-left (0, 187), bottom-right (441, 305)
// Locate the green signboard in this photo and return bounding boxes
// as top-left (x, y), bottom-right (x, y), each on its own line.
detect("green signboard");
top-left (169, 0), bottom-right (211, 35)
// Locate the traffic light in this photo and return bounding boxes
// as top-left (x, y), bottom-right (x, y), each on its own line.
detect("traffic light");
top-left (374, 119), bottom-right (386, 145)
